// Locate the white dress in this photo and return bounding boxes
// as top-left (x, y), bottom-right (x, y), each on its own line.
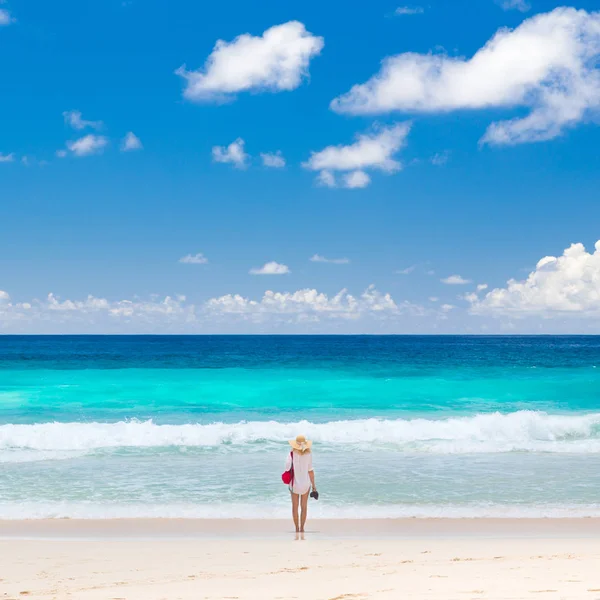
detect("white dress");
top-left (285, 451), bottom-right (314, 495)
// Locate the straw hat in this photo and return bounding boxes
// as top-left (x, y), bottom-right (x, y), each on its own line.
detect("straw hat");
top-left (289, 434), bottom-right (312, 453)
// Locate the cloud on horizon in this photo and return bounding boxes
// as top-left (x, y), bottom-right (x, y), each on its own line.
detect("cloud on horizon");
top-left (468, 240), bottom-right (600, 317)
top-left (0, 286), bottom-right (439, 333)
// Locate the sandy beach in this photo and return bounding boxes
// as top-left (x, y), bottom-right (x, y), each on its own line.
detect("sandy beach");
top-left (2, 519), bottom-right (600, 600)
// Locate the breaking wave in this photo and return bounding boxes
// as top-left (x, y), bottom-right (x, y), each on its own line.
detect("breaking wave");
top-left (2, 411), bottom-right (600, 461)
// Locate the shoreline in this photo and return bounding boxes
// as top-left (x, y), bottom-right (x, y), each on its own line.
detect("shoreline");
top-left (3, 517), bottom-right (600, 540)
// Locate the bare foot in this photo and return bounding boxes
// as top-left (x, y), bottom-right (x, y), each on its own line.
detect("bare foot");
top-left (295, 532), bottom-right (300, 541)
top-left (300, 532), bottom-right (305, 541)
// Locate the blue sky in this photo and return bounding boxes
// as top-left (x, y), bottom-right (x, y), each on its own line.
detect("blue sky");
top-left (1, 0), bottom-right (600, 333)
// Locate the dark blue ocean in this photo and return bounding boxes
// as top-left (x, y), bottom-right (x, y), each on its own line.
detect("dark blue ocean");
top-left (1, 335), bottom-right (600, 518)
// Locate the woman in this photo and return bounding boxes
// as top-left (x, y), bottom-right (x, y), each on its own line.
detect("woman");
top-left (285, 435), bottom-right (317, 535)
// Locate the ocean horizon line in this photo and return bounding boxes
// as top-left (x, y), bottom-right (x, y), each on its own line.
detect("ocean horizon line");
top-left (2, 333), bottom-right (600, 338)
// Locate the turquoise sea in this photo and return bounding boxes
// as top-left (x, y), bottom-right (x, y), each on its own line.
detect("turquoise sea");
top-left (1, 335), bottom-right (600, 519)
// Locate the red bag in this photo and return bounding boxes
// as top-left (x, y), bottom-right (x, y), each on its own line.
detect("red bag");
top-left (282, 451), bottom-right (294, 485)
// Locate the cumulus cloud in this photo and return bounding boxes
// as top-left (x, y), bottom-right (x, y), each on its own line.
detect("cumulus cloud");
top-left (66, 135), bottom-right (108, 157)
top-left (0, 153), bottom-right (14, 163)
top-left (331, 8), bottom-right (600, 145)
top-left (343, 170), bottom-right (371, 188)
top-left (0, 293), bottom-right (196, 333)
top-left (0, 9), bottom-right (14, 25)
top-left (316, 169), bottom-right (337, 188)
top-left (304, 123), bottom-right (411, 187)
top-left (176, 21), bottom-right (324, 103)
top-left (249, 261), bottom-right (290, 275)
top-left (498, 0), bottom-right (530, 12)
top-left (179, 253), bottom-right (208, 265)
top-left (0, 287), bottom-right (446, 332)
top-left (212, 138), bottom-right (248, 168)
top-left (260, 151), bottom-right (285, 168)
top-left (395, 6), bottom-right (424, 15)
top-left (63, 110), bottom-right (103, 131)
top-left (477, 283), bottom-right (489, 292)
top-left (310, 254), bottom-right (350, 264)
top-left (205, 285), bottom-right (400, 321)
top-left (441, 275), bottom-right (472, 285)
top-left (121, 132), bottom-right (143, 152)
top-left (469, 241), bottom-right (600, 316)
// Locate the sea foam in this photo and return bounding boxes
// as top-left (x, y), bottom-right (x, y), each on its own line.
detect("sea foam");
top-left (1, 501), bottom-right (600, 520)
top-left (1, 411), bottom-right (600, 460)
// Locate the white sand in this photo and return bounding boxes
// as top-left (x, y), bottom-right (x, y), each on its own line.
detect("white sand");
top-left (2, 520), bottom-right (600, 599)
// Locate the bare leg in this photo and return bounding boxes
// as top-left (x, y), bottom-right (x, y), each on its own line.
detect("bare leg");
top-left (291, 491), bottom-right (300, 533)
top-left (300, 491), bottom-right (309, 533)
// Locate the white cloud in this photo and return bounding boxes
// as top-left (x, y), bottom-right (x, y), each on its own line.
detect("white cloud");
top-left (498, 0), bottom-right (530, 12)
top-left (212, 138), bottom-right (248, 169)
top-left (395, 6), bottom-right (424, 15)
top-left (179, 253), bottom-right (208, 265)
top-left (343, 170), bottom-right (371, 189)
top-left (260, 151), bottom-right (285, 168)
top-left (56, 150), bottom-right (67, 158)
top-left (441, 304), bottom-right (456, 312)
top-left (176, 21), bottom-right (324, 103)
top-left (0, 153), bottom-right (14, 163)
top-left (206, 285), bottom-right (400, 321)
top-left (304, 123), bottom-right (411, 187)
top-left (0, 293), bottom-right (196, 333)
top-left (431, 151), bottom-right (450, 166)
top-left (310, 254), bottom-right (350, 264)
top-left (316, 169), bottom-right (337, 188)
top-left (121, 132), bottom-right (143, 152)
top-left (305, 123), bottom-right (410, 173)
top-left (63, 110), bottom-right (103, 131)
top-left (469, 241), bottom-right (600, 316)
top-left (249, 261), bottom-right (290, 275)
top-left (331, 8), bottom-right (600, 145)
top-left (429, 296), bottom-right (439, 302)
top-left (66, 135), bottom-right (108, 157)
top-left (0, 9), bottom-right (13, 25)
top-left (0, 287), bottom-right (448, 332)
top-left (477, 283), bottom-right (489, 292)
top-left (396, 265), bottom-right (416, 275)
top-left (441, 275), bottom-right (472, 285)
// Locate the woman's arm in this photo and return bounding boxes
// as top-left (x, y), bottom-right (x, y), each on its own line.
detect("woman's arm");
top-left (309, 469), bottom-right (316, 491)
